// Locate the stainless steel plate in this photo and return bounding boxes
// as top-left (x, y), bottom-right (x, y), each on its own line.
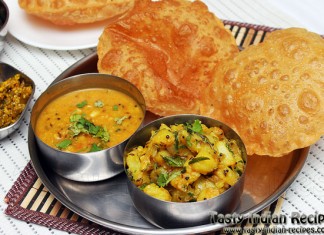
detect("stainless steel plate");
top-left (28, 52), bottom-right (309, 234)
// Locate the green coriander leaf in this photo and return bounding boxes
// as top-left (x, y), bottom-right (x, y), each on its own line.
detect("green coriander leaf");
top-left (94, 100), bottom-right (104, 108)
top-left (69, 114), bottom-right (110, 142)
top-left (89, 143), bottom-right (102, 152)
top-left (166, 171), bottom-right (181, 184)
top-left (157, 172), bottom-right (168, 187)
top-left (162, 156), bottom-right (185, 167)
top-left (95, 127), bottom-right (110, 142)
top-left (185, 119), bottom-right (203, 134)
top-left (187, 192), bottom-right (195, 197)
top-left (76, 100), bottom-right (87, 108)
top-left (70, 113), bottom-right (83, 122)
top-left (189, 157), bottom-right (209, 164)
top-left (157, 171), bottom-right (181, 187)
top-left (186, 135), bottom-right (192, 147)
top-left (138, 184), bottom-right (148, 190)
top-left (56, 139), bottom-right (72, 150)
top-left (191, 120), bottom-right (203, 133)
top-left (226, 142), bottom-right (234, 154)
top-left (112, 105), bottom-right (119, 111)
top-left (88, 123), bottom-right (100, 135)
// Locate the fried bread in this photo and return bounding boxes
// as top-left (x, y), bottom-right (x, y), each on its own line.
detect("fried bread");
top-left (97, 0), bottom-right (238, 116)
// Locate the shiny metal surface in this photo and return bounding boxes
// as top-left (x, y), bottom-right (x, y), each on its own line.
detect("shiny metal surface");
top-left (0, 62), bottom-right (35, 139)
top-left (28, 52), bottom-right (310, 234)
top-left (30, 73), bottom-right (146, 182)
top-left (0, 0), bottom-right (8, 52)
top-left (124, 114), bottom-right (247, 228)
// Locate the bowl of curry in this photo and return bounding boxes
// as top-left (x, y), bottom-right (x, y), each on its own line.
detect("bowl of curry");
top-left (30, 73), bottom-right (146, 182)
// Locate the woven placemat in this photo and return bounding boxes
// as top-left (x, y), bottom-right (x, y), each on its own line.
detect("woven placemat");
top-left (4, 162), bottom-right (285, 235)
top-left (4, 21), bottom-right (282, 235)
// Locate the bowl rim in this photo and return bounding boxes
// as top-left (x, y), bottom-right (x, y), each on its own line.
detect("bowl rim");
top-left (0, 0), bottom-right (9, 32)
top-left (124, 113), bottom-right (247, 204)
top-left (30, 73), bottom-right (147, 156)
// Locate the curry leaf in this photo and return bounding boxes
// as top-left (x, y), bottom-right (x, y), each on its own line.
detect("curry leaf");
top-left (189, 157), bottom-right (209, 164)
top-left (174, 131), bottom-right (179, 151)
top-left (162, 156), bottom-right (185, 167)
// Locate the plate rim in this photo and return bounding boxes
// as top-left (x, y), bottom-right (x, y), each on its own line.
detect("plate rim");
top-left (28, 51), bottom-right (310, 234)
top-left (4, 0), bottom-right (101, 50)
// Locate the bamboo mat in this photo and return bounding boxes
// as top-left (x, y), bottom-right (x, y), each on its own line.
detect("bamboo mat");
top-left (5, 162), bottom-right (285, 235)
top-left (4, 21), bottom-right (281, 235)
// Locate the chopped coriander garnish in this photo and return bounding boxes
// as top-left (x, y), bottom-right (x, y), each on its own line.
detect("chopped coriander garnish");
top-left (112, 105), bottom-right (119, 111)
top-left (157, 173), bottom-right (168, 187)
top-left (69, 113), bottom-right (110, 142)
top-left (187, 192), bottom-right (195, 197)
top-left (89, 143), bottom-right (103, 152)
top-left (94, 100), bottom-right (104, 108)
top-left (56, 139), bottom-right (72, 150)
top-left (186, 135), bottom-right (192, 147)
top-left (157, 170), bottom-right (181, 187)
top-left (115, 115), bottom-right (128, 125)
top-left (76, 100), bottom-right (87, 108)
top-left (138, 184), bottom-right (148, 190)
top-left (186, 119), bottom-right (203, 134)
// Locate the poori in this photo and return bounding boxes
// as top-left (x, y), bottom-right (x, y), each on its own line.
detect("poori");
top-left (201, 28), bottom-right (324, 157)
top-left (18, 0), bottom-right (136, 25)
top-left (97, 0), bottom-right (238, 116)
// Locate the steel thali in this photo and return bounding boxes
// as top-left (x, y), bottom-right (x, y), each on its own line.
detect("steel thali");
top-left (28, 52), bottom-right (309, 234)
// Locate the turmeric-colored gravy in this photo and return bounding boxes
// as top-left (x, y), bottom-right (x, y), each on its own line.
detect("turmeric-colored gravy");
top-left (35, 88), bottom-right (144, 153)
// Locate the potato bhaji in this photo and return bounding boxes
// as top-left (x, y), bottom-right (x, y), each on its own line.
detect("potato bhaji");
top-left (125, 120), bottom-right (245, 202)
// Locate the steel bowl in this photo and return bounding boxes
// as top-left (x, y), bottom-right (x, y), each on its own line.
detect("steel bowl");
top-left (0, 62), bottom-right (35, 139)
top-left (30, 73), bottom-right (146, 182)
top-left (124, 114), bottom-right (247, 228)
top-left (0, 0), bottom-right (8, 53)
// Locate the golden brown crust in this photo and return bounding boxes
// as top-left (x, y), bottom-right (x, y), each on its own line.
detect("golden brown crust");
top-left (201, 28), bottom-right (324, 157)
top-left (18, 0), bottom-right (135, 25)
top-left (97, 0), bottom-right (238, 116)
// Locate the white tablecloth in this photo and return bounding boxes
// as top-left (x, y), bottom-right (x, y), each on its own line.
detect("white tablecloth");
top-left (1, 1), bottom-right (323, 234)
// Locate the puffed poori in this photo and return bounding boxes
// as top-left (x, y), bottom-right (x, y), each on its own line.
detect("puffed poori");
top-left (97, 0), bottom-right (238, 116)
top-left (201, 28), bottom-right (324, 157)
top-left (18, 0), bottom-right (135, 25)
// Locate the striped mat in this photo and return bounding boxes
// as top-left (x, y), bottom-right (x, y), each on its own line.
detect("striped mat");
top-left (5, 21), bottom-right (281, 235)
